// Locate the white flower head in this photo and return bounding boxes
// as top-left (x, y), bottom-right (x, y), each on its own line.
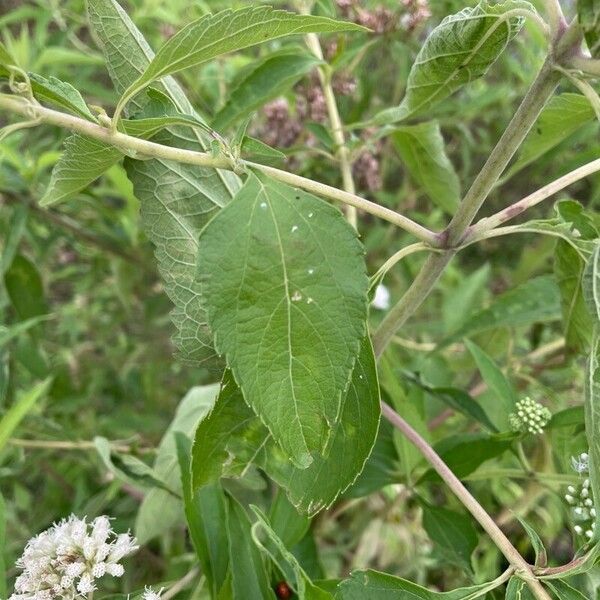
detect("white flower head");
top-left (566, 451), bottom-right (598, 541)
top-left (142, 586), bottom-right (164, 600)
top-left (9, 514), bottom-right (139, 600)
top-left (508, 397), bottom-right (551, 435)
top-left (371, 284), bottom-right (391, 311)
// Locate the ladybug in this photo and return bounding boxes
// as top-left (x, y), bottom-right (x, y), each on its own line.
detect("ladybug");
top-left (275, 580), bottom-right (292, 599)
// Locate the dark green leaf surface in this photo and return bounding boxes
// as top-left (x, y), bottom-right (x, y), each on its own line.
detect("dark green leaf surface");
top-left (546, 579), bottom-right (589, 599)
top-left (578, 0), bottom-right (600, 57)
top-left (29, 73), bottom-right (96, 120)
top-left (116, 7), bottom-right (364, 112)
top-left (197, 173), bottom-right (368, 467)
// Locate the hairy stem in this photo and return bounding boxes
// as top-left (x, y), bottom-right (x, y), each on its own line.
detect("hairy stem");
top-left (300, 2), bottom-right (358, 227)
top-left (0, 94), bottom-right (437, 244)
top-left (466, 157), bottom-right (600, 240)
top-left (381, 404), bottom-right (552, 600)
top-left (543, 0), bottom-right (565, 37)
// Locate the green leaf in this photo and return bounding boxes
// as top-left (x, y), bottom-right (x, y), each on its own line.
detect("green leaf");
top-left (555, 239), bottom-right (593, 352)
top-left (505, 577), bottom-right (536, 600)
top-left (197, 173), bottom-right (368, 467)
top-left (337, 569), bottom-right (509, 599)
top-left (584, 332), bottom-right (600, 540)
top-left (578, 0), bottom-right (600, 57)
top-left (421, 433), bottom-right (514, 482)
top-left (226, 497), bottom-right (274, 600)
top-left (29, 73), bottom-right (96, 121)
top-left (0, 379), bottom-right (51, 453)
top-left (0, 315), bottom-right (52, 349)
top-left (88, 0), bottom-right (240, 366)
top-left (420, 502), bottom-right (478, 571)
top-left (0, 491), bottom-right (5, 599)
top-left (391, 121), bottom-right (460, 214)
top-left (269, 489), bottom-right (311, 549)
top-left (213, 50), bottom-right (322, 131)
top-left (583, 243), bottom-right (600, 323)
top-left (135, 384), bottom-right (219, 543)
top-left (241, 136), bottom-right (287, 165)
top-left (4, 255), bottom-right (47, 320)
top-left (516, 516), bottom-right (547, 567)
top-left (192, 337), bottom-right (381, 515)
top-left (465, 340), bottom-right (517, 430)
top-left (546, 580), bottom-right (589, 599)
top-left (0, 204), bottom-right (28, 276)
top-left (374, 1), bottom-right (530, 124)
top-left (251, 506), bottom-right (332, 600)
top-left (40, 136), bottom-right (122, 207)
top-left (115, 6), bottom-right (365, 118)
top-left (441, 275), bottom-right (562, 346)
top-left (0, 40), bottom-right (15, 70)
top-left (509, 94), bottom-right (596, 178)
top-left (93, 436), bottom-right (178, 496)
top-left (548, 406), bottom-right (585, 429)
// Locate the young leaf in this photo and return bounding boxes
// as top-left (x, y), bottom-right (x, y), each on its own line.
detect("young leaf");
top-left (192, 337), bottom-right (380, 515)
top-left (440, 275), bottom-right (562, 346)
top-left (250, 506), bottom-right (333, 600)
top-left (508, 94), bottom-right (595, 178)
top-left (88, 0), bottom-right (241, 366)
top-left (114, 7), bottom-right (365, 119)
top-left (420, 502), bottom-right (478, 571)
top-left (197, 173), bottom-right (368, 468)
top-left (546, 580), bottom-right (589, 599)
top-left (41, 136), bottom-right (122, 207)
top-left (554, 239), bottom-right (593, 352)
top-left (0, 378), bottom-right (51, 453)
top-left (516, 516), bottom-right (547, 567)
top-left (225, 497), bottom-right (274, 600)
top-left (175, 434), bottom-right (230, 598)
top-left (4, 255), bottom-right (47, 320)
top-left (583, 243), bottom-right (600, 323)
top-left (374, 1), bottom-right (531, 124)
top-left (212, 50), bottom-right (322, 131)
top-left (29, 73), bottom-right (96, 121)
top-left (135, 384), bottom-right (219, 543)
top-left (337, 569), bottom-right (509, 599)
top-left (465, 340), bottom-right (517, 430)
top-left (578, 0), bottom-right (600, 57)
top-left (268, 490), bottom-right (311, 549)
top-left (391, 121), bottom-right (460, 214)
top-left (505, 577), bottom-right (536, 600)
top-left (585, 333), bottom-right (600, 540)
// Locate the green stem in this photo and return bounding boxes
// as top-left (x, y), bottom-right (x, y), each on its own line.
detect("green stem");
top-left (0, 94), bottom-right (437, 244)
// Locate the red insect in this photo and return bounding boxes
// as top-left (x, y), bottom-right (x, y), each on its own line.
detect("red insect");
top-left (275, 580), bottom-right (292, 599)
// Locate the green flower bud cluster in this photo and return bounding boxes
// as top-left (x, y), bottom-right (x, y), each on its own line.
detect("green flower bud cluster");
top-left (565, 452), bottom-right (597, 540)
top-left (508, 397), bottom-right (551, 435)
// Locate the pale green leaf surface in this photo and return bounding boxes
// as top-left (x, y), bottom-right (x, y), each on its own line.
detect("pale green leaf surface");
top-left (585, 332), bottom-right (600, 541)
top-left (29, 73), bottom-right (96, 121)
top-left (197, 173), bottom-right (368, 468)
top-left (583, 243), bottom-right (600, 323)
top-left (392, 121), bottom-right (460, 214)
top-left (505, 577), bottom-right (536, 600)
top-left (88, 0), bottom-right (240, 365)
top-left (375, 0), bottom-right (530, 123)
top-left (41, 136), bottom-right (122, 207)
top-left (135, 384), bottom-right (218, 543)
top-left (117, 6), bottom-right (365, 112)
top-left (546, 580), bottom-right (588, 599)
top-left (0, 378), bottom-right (51, 453)
top-left (508, 94), bottom-right (595, 177)
top-left (516, 516), bottom-right (547, 567)
top-left (578, 0), bottom-right (600, 57)
top-left (212, 51), bottom-right (321, 131)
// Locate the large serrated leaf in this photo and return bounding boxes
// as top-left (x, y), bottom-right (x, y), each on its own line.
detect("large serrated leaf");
top-left (191, 337), bottom-right (380, 515)
top-left (87, 0), bottom-right (240, 365)
top-left (197, 173), bottom-right (368, 467)
top-left (391, 121), bottom-right (460, 214)
top-left (375, 0), bottom-right (530, 124)
top-left (115, 6), bottom-right (365, 117)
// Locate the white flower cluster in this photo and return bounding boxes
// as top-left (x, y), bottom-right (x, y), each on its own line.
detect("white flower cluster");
top-left (9, 514), bottom-right (138, 600)
top-left (565, 452), bottom-right (597, 540)
top-left (141, 587), bottom-right (163, 600)
top-left (508, 397), bottom-right (551, 435)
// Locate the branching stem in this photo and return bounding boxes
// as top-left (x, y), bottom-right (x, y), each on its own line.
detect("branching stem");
top-left (0, 94), bottom-right (437, 244)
